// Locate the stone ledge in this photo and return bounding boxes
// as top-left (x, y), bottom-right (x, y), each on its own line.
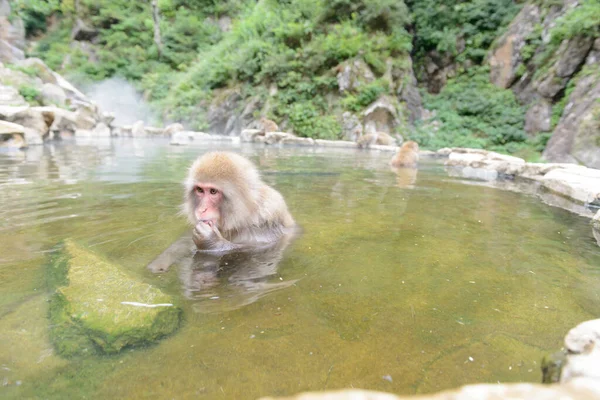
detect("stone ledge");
top-left (442, 148), bottom-right (600, 218)
top-left (260, 378), bottom-right (600, 400)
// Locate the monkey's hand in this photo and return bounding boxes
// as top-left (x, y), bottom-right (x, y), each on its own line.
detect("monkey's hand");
top-left (193, 222), bottom-right (236, 251)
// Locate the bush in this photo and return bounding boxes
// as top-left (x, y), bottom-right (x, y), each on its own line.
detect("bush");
top-left (288, 102), bottom-right (341, 139)
top-left (410, 68), bottom-right (526, 151)
top-left (10, 0), bottom-right (61, 36)
top-left (550, 0), bottom-right (600, 45)
top-left (341, 79), bottom-right (389, 112)
top-left (408, 0), bottom-right (521, 63)
top-left (18, 85), bottom-right (41, 104)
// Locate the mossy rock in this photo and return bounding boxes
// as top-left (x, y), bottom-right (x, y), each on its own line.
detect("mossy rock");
top-left (47, 240), bottom-right (182, 357)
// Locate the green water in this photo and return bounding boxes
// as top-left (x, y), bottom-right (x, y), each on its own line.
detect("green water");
top-left (1, 139), bottom-right (599, 399)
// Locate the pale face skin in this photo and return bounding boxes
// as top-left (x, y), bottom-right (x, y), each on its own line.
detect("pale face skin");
top-left (194, 182), bottom-right (222, 228)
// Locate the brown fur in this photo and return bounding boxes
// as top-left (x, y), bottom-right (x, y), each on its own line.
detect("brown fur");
top-left (356, 132), bottom-right (396, 149)
top-left (184, 151), bottom-right (295, 245)
top-left (391, 140), bottom-right (420, 168)
top-left (260, 117), bottom-right (279, 134)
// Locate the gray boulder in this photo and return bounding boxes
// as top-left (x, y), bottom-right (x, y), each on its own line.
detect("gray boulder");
top-left (0, 83), bottom-right (27, 106)
top-left (536, 36), bottom-right (595, 99)
top-left (164, 122), bottom-right (184, 136)
top-left (0, 120), bottom-right (25, 148)
top-left (395, 57), bottom-right (423, 124)
top-left (131, 120), bottom-right (146, 137)
top-left (336, 59), bottom-right (375, 93)
top-left (0, 105), bottom-right (50, 139)
top-left (362, 96), bottom-right (401, 134)
top-left (92, 122), bottom-right (111, 137)
top-left (543, 71), bottom-right (600, 168)
top-left (489, 4), bottom-right (540, 89)
top-left (41, 83), bottom-right (67, 107)
top-left (524, 99), bottom-right (552, 134)
top-left (18, 58), bottom-right (58, 85)
top-left (206, 88), bottom-right (258, 136)
top-left (340, 112), bottom-right (363, 142)
top-left (0, 39), bottom-right (24, 63)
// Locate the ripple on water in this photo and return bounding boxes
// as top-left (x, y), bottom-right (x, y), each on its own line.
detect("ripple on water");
top-left (0, 138), bottom-right (599, 399)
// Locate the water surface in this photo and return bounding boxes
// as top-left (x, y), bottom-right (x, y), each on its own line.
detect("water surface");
top-left (1, 138), bottom-right (599, 399)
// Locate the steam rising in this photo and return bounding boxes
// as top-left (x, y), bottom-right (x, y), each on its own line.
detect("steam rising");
top-left (83, 77), bottom-right (158, 126)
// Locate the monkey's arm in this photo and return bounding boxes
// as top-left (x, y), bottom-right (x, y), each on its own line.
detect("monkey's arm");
top-left (147, 236), bottom-right (196, 273)
top-left (192, 222), bottom-right (241, 252)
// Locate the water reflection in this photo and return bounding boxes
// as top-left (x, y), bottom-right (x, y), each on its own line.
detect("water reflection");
top-left (445, 164), bottom-right (597, 218)
top-left (392, 166), bottom-right (418, 189)
top-left (182, 238), bottom-right (298, 313)
top-left (147, 233), bottom-right (298, 313)
top-left (1, 138), bottom-right (600, 399)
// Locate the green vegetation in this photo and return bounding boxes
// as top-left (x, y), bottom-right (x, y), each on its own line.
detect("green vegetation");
top-left (160, 0), bottom-right (413, 135)
top-left (410, 68), bottom-right (526, 150)
top-left (407, 0), bottom-right (521, 65)
top-left (9, 0), bottom-right (61, 36)
top-left (18, 84), bottom-right (41, 105)
top-left (550, 0), bottom-right (600, 44)
top-left (10, 0), bottom-right (599, 156)
top-left (409, 67), bottom-right (554, 160)
top-left (21, 0), bottom-right (414, 139)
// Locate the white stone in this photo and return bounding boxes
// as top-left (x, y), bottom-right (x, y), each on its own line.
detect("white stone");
top-left (144, 126), bottom-right (165, 136)
top-left (263, 131), bottom-right (294, 144)
top-left (240, 129), bottom-right (263, 142)
top-left (92, 122), bottom-right (111, 137)
top-left (41, 83), bottom-right (66, 107)
top-left (23, 127), bottom-right (42, 145)
top-left (131, 120), bottom-right (146, 137)
top-left (164, 123), bottom-right (183, 136)
top-left (447, 152), bottom-right (487, 165)
top-left (562, 319), bottom-right (600, 382)
top-left (0, 119), bottom-right (24, 134)
top-left (170, 131), bottom-right (210, 145)
top-left (370, 144), bottom-right (398, 152)
top-left (542, 167), bottom-right (600, 205)
top-left (314, 139), bottom-right (357, 148)
top-left (280, 136), bottom-right (315, 146)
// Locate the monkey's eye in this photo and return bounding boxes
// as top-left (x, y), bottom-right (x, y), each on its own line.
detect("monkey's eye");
top-left (196, 187), bottom-right (204, 193)
top-left (209, 188), bottom-right (218, 195)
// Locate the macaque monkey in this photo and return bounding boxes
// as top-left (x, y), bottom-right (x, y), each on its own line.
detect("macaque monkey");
top-left (147, 151), bottom-right (296, 273)
top-left (356, 132), bottom-right (396, 149)
top-left (391, 140), bottom-right (419, 168)
top-left (260, 117), bottom-right (279, 134)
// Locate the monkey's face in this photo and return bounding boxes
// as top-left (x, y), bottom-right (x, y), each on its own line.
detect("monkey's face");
top-left (194, 183), bottom-right (223, 228)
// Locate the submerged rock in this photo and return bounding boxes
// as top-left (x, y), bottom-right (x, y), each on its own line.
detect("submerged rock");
top-left (47, 240), bottom-right (181, 356)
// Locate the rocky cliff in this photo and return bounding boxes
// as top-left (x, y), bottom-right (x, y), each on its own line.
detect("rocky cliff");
top-left (0, 0), bottom-right (114, 149)
top-left (488, 0), bottom-right (600, 167)
top-left (2, 0), bottom-right (599, 166)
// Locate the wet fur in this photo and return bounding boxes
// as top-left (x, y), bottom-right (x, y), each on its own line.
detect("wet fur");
top-left (391, 141), bottom-right (420, 168)
top-left (184, 152), bottom-right (295, 245)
